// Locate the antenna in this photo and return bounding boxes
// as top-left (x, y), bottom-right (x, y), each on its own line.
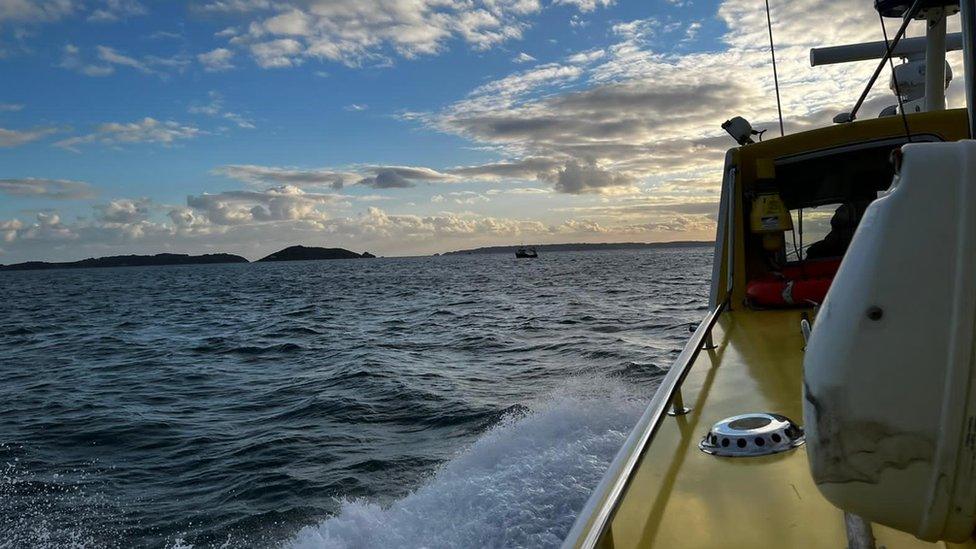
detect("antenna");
top-left (765, 0), bottom-right (785, 137)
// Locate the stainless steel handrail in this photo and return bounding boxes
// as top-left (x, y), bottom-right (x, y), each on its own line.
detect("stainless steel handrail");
top-left (564, 299), bottom-right (728, 549)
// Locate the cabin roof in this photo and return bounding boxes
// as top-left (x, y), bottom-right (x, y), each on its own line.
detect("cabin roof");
top-left (735, 108), bottom-right (970, 171)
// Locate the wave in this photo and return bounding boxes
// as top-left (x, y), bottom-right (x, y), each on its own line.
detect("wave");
top-left (285, 374), bottom-right (649, 549)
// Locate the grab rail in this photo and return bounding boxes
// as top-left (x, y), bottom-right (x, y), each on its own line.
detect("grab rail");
top-left (562, 299), bottom-right (728, 549)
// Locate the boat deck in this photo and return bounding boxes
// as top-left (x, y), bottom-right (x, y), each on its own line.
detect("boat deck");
top-left (603, 309), bottom-right (975, 548)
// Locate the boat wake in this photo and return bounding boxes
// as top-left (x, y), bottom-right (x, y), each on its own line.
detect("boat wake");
top-left (286, 374), bottom-right (649, 549)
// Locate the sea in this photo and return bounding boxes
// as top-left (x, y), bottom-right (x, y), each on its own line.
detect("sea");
top-left (0, 246), bottom-right (712, 548)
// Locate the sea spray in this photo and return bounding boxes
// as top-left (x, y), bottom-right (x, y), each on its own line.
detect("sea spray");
top-left (287, 374), bottom-right (651, 549)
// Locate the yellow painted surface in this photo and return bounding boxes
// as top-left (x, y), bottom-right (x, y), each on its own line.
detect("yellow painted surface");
top-left (600, 309), bottom-right (976, 548)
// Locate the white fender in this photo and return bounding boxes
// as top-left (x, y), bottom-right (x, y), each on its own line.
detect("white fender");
top-left (803, 140), bottom-right (976, 541)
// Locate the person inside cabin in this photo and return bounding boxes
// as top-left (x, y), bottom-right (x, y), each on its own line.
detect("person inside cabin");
top-left (805, 201), bottom-right (870, 260)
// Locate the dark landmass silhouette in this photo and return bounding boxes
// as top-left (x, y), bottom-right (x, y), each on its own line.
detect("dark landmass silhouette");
top-left (0, 253), bottom-right (248, 271)
top-left (442, 241), bottom-right (712, 255)
top-left (0, 241), bottom-right (711, 272)
top-left (257, 245), bottom-right (374, 262)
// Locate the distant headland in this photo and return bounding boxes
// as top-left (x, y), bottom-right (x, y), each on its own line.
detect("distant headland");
top-left (257, 245), bottom-right (375, 262)
top-left (441, 241), bottom-right (712, 255)
top-left (0, 246), bottom-right (374, 272)
top-left (0, 241), bottom-right (712, 272)
top-left (0, 253), bottom-right (249, 272)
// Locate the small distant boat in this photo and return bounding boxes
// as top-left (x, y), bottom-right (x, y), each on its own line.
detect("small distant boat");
top-left (514, 247), bottom-right (538, 259)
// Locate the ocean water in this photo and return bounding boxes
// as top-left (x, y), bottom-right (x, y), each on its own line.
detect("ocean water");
top-left (0, 247), bottom-right (712, 548)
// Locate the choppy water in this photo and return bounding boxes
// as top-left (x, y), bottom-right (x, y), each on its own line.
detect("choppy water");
top-left (0, 248), bottom-right (712, 548)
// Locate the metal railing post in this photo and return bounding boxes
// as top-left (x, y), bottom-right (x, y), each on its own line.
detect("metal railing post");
top-left (703, 330), bottom-right (716, 350)
top-left (668, 388), bottom-right (691, 416)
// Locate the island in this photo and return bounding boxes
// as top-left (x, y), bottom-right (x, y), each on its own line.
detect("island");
top-left (0, 253), bottom-right (249, 272)
top-left (257, 245), bottom-right (375, 262)
top-left (441, 241), bottom-right (712, 255)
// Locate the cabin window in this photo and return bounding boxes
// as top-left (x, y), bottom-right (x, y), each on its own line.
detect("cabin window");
top-left (743, 136), bottom-right (940, 308)
top-left (785, 201), bottom-right (871, 262)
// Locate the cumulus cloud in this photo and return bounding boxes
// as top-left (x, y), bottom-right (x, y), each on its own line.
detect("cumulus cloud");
top-left (95, 198), bottom-right (152, 223)
top-left (0, 212), bottom-right (76, 245)
top-left (185, 185), bottom-right (341, 225)
top-left (197, 47), bottom-right (235, 71)
top-left (55, 117), bottom-right (201, 151)
top-left (512, 52), bottom-right (536, 63)
top-left (250, 38), bottom-right (304, 68)
top-left (0, 178), bottom-right (95, 199)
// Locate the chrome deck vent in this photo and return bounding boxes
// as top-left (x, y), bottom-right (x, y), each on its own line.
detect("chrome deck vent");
top-left (699, 413), bottom-right (804, 457)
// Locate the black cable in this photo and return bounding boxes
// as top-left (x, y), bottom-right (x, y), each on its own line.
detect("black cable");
top-left (790, 225), bottom-right (801, 262)
top-left (798, 208), bottom-right (804, 260)
top-left (765, 0), bottom-right (785, 136)
top-left (849, 0), bottom-right (922, 121)
top-left (880, 12), bottom-right (913, 141)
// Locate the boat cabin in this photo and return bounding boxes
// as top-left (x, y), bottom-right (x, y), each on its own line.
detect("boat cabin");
top-left (713, 108), bottom-right (971, 311)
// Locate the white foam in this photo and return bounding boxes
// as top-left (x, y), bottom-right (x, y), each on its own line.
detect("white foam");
top-left (287, 375), bottom-right (648, 549)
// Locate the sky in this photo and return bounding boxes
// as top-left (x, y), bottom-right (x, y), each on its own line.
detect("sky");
top-left (0, 0), bottom-right (965, 262)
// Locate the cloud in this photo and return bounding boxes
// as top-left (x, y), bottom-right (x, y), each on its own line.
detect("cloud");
top-left (390, 0), bottom-right (941, 200)
top-left (197, 48), bottom-right (235, 71)
top-left (447, 157), bottom-right (562, 180)
top-left (555, 0), bottom-right (615, 13)
top-left (0, 178), bottom-right (95, 199)
top-left (485, 187), bottom-right (549, 195)
top-left (0, 103), bottom-right (24, 112)
top-left (58, 44), bottom-right (114, 76)
top-left (55, 117), bottom-right (201, 151)
top-left (547, 160), bottom-right (635, 194)
top-left (216, 163), bottom-right (459, 191)
top-left (59, 44), bottom-right (188, 77)
top-left (0, 0), bottom-right (74, 23)
top-left (184, 185), bottom-right (342, 225)
top-left (513, 52), bottom-right (536, 63)
top-left (0, 126), bottom-right (56, 147)
top-left (357, 166), bottom-right (455, 189)
top-left (95, 198), bottom-right (151, 223)
top-left (96, 45), bottom-right (152, 73)
top-left (215, 164), bottom-right (356, 189)
top-left (565, 48), bottom-right (605, 65)
top-left (198, 0), bottom-right (274, 12)
top-left (188, 91), bottom-right (254, 128)
top-left (88, 0), bottom-right (146, 22)
top-left (149, 30), bottom-right (183, 40)
top-left (250, 38), bottom-right (304, 68)
top-left (344, 103), bottom-right (368, 111)
top-left (201, 0), bottom-right (616, 69)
